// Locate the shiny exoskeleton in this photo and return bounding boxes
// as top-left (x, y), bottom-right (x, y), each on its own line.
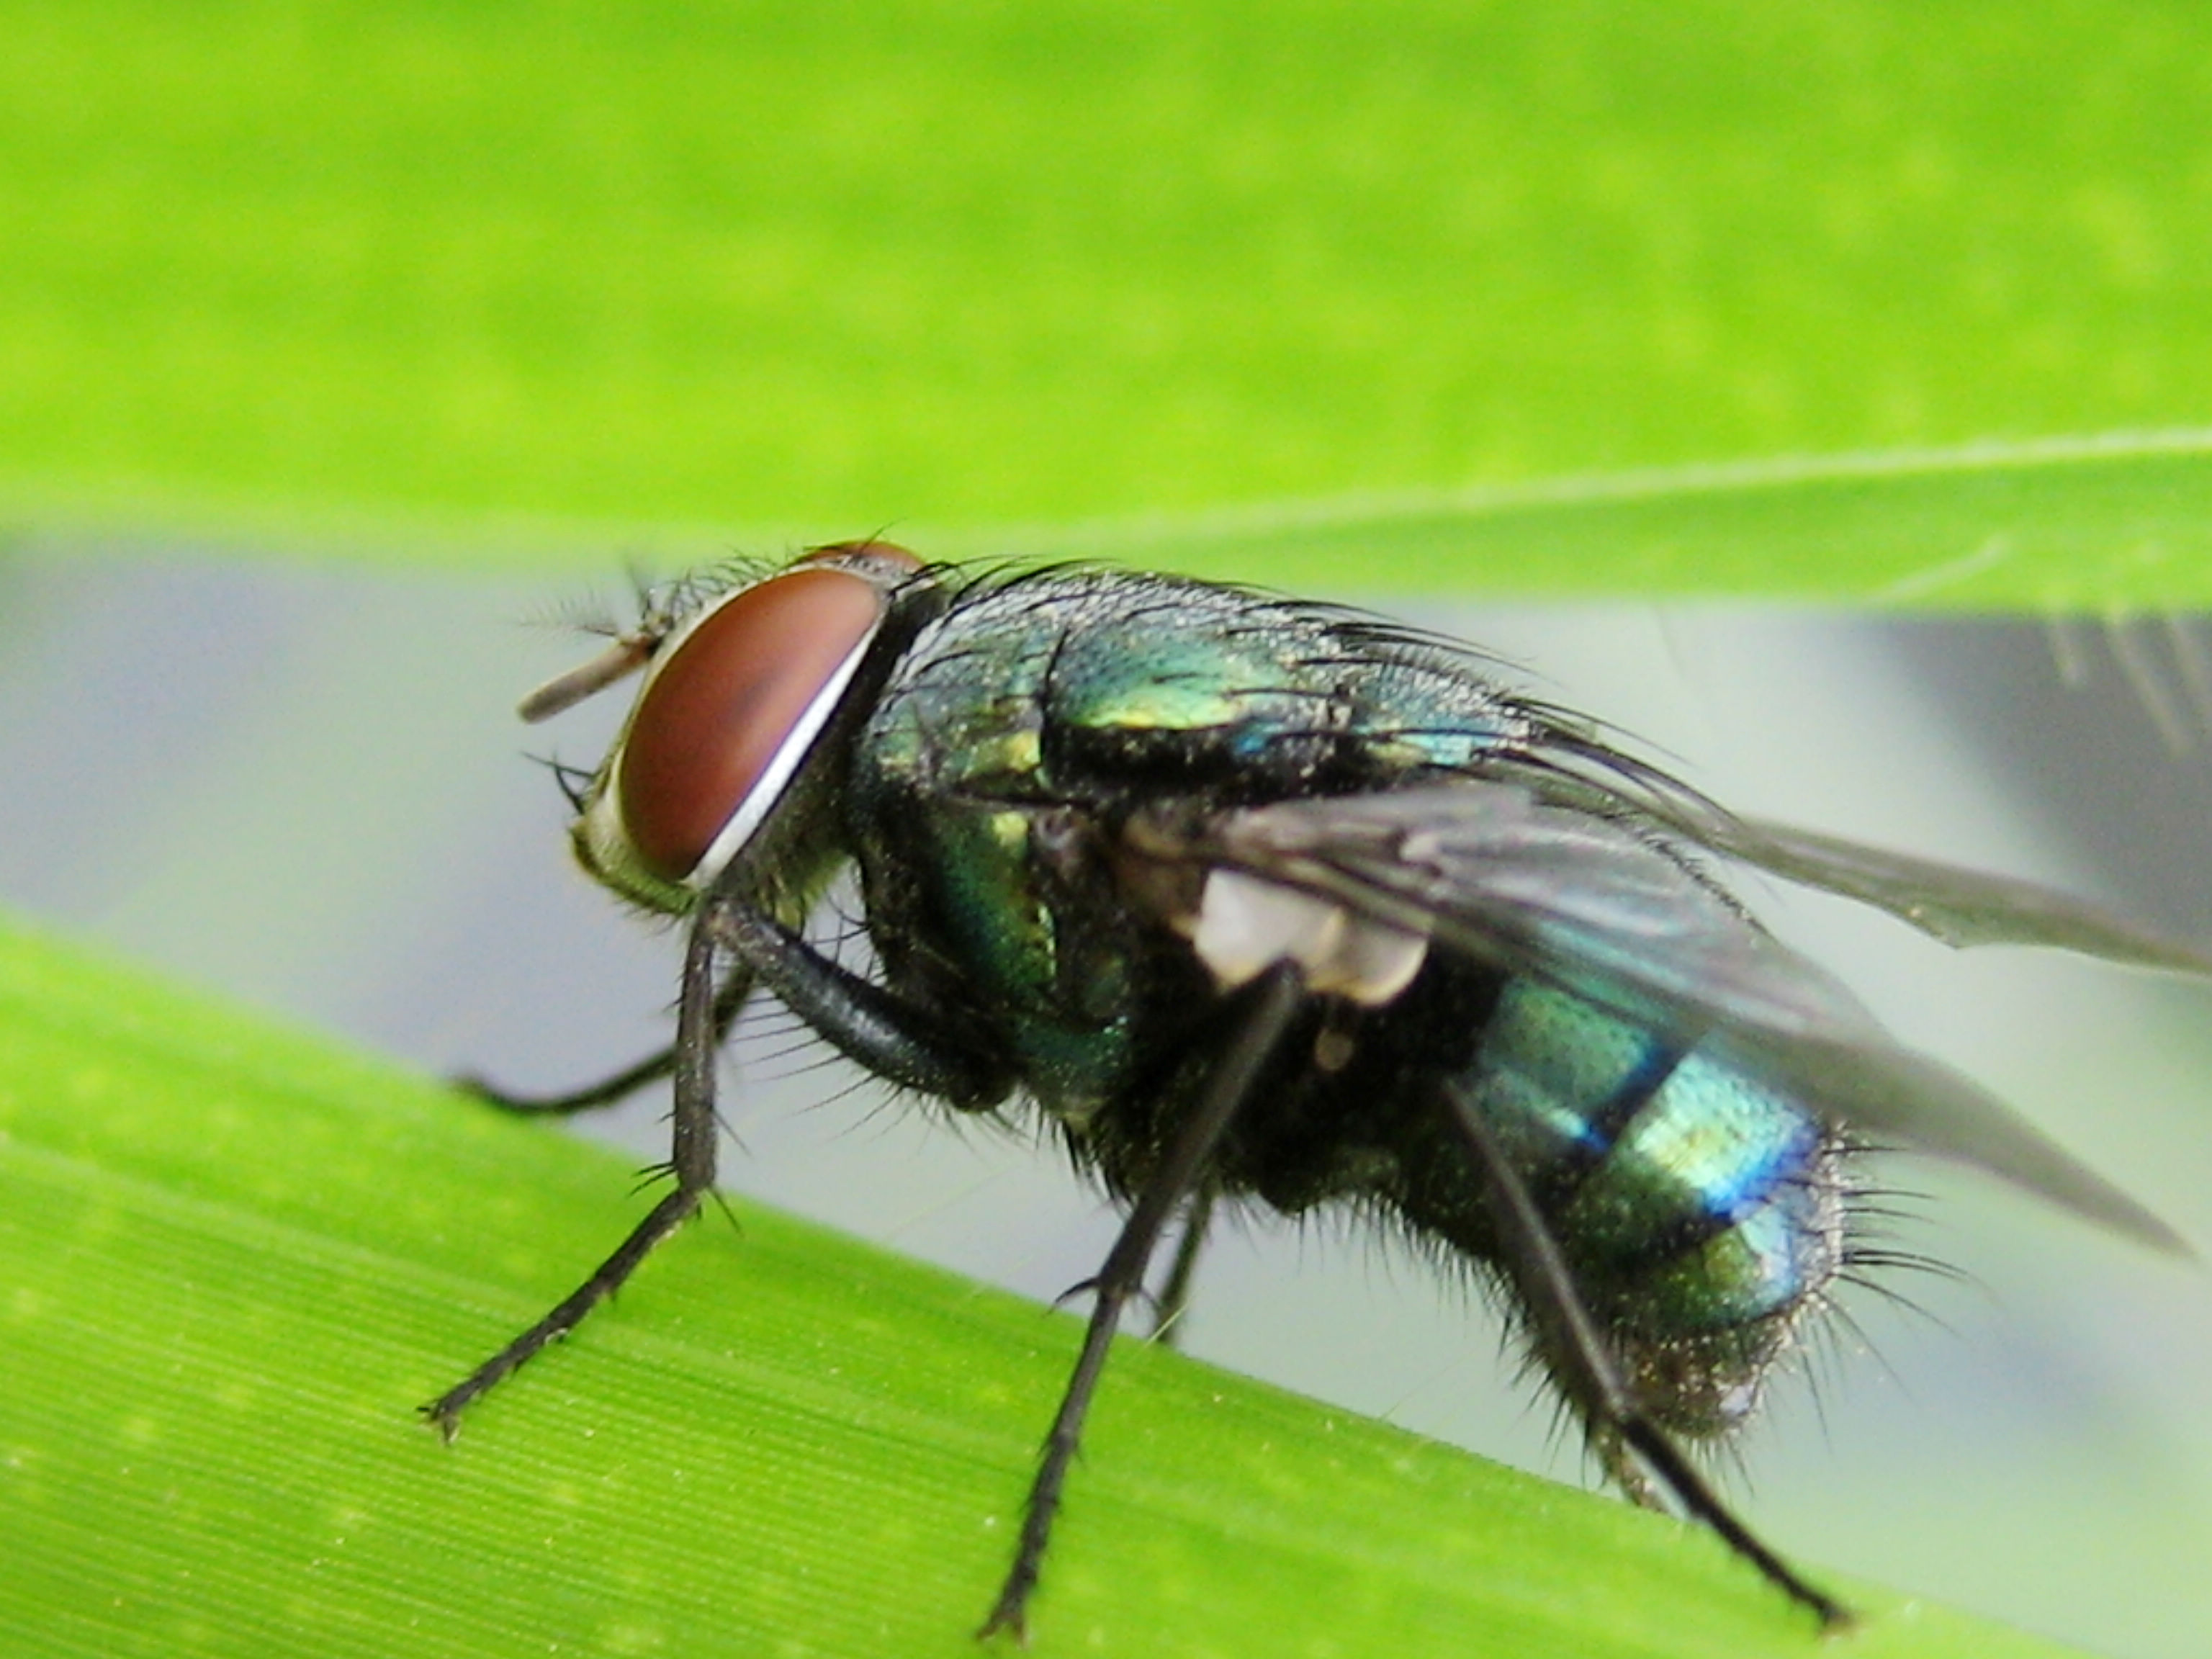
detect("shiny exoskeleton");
top-left (431, 542), bottom-right (2202, 1637)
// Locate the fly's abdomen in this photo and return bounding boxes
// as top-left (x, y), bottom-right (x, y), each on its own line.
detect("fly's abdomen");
top-left (1465, 979), bottom-right (1853, 1436)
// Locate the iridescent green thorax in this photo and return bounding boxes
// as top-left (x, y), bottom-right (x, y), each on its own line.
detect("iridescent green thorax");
top-left (851, 569), bottom-right (1533, 1109)
top-left (862, 570), bottom-right (1531, 799)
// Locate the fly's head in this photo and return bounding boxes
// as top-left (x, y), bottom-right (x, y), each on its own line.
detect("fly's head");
top-left (518, 540), bottom-right (928, 916)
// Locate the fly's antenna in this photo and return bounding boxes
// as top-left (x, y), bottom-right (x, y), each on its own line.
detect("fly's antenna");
top-left (516, 636), bottom-right (656, 723)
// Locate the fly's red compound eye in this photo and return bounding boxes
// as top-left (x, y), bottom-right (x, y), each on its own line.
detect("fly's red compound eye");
top-left (616, 553), bottom-right (913, 886)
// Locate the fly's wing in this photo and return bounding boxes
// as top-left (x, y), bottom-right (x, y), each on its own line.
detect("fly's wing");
top-left (1647, 801), bottom-right (2212, 973)
top-left (1132, 783), bottom-right (2190, 1255)
top-left (1480, 745), bottom-right (2212, 970)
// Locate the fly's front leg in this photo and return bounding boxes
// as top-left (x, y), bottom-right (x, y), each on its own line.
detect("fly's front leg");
top-left (980, 965), bottom-right (1306, 1641)
top-left (423, 916), bottom-right (728, 1435)
top-left (452, 968), bottom-right (755, 1117)
top-left (1437, 1078), bottom-right (1850, 1629)
top-left (702, 902), bottom-right (1014, 1108)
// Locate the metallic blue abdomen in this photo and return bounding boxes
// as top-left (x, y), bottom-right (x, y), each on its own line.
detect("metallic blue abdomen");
top-left (1464, 981), bottom-right (1848, 1430)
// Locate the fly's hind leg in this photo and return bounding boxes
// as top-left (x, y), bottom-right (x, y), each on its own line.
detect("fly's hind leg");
top-left (424, 916), bottom-right (729, 1434)
top-left (1437, 1077), bottom-right (1851, 1630)
top-left (451, 967), bottom-right (754, 1117)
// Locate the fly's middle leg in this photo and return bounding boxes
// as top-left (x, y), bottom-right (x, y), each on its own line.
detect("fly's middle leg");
top-left (980, 965), bottom-right (1305, 1641)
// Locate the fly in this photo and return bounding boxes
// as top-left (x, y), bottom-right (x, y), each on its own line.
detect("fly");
top-left (430, 540), bottom-right (2207, 1637)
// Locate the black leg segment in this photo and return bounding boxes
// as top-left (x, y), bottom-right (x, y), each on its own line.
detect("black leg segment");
top-left (1148, 1185), bottom-right (1215, 1346)
top-left (702, 899), bottom-right (1014, 1109)
top-left (1437, 1077), bottom-right (1851, 1629)
top-left (979, 964), bottom-right (1306, 1640)
top-left (423, 915), bottom-right (729, 1434)
top-left (453, 966), bottom-right (755, 1118)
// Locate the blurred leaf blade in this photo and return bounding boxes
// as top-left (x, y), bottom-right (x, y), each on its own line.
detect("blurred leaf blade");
top-left (22, 433), bottom-right (2212, 606)
top-left (979, 431), bottom-right (2212, 602)
top-left (9, 0), bottom-right (2212, 581)
top-left (0, 917), bottom-right (2095, 1656)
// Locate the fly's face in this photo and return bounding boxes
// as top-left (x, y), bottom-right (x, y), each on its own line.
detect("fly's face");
top-left (520, 541), bottom-right (927, 915)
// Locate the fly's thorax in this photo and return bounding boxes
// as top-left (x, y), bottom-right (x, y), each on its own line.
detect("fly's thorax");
top-left (840, 568), bottom-right (1538, 1114)
top-left (856, 568), bottom-right (1531, 809)
top-left (562, 541), bottom-right (932, 914)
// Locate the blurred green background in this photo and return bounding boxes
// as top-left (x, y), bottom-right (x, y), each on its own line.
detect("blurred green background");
top-left (6, 0), bottom-right (2212, 592)
top-left (6, 4), bottom-right (2212, 1657)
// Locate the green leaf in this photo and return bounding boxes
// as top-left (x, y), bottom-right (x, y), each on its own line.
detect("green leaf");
top-left (9, 1), bottom-right (2212, 583)
top-left (979, 432), bottom-right (2212, 603)
top-left (0, 917), bottom-right (2092, 1657)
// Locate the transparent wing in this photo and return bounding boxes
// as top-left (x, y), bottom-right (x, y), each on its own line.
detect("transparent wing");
top-left (1128, 782), bottom-right (2194, 1254)
top-left (1476, 739), bottom-right (2212, 970)
top-left (1648, 803), bottom-right (2212, 972)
